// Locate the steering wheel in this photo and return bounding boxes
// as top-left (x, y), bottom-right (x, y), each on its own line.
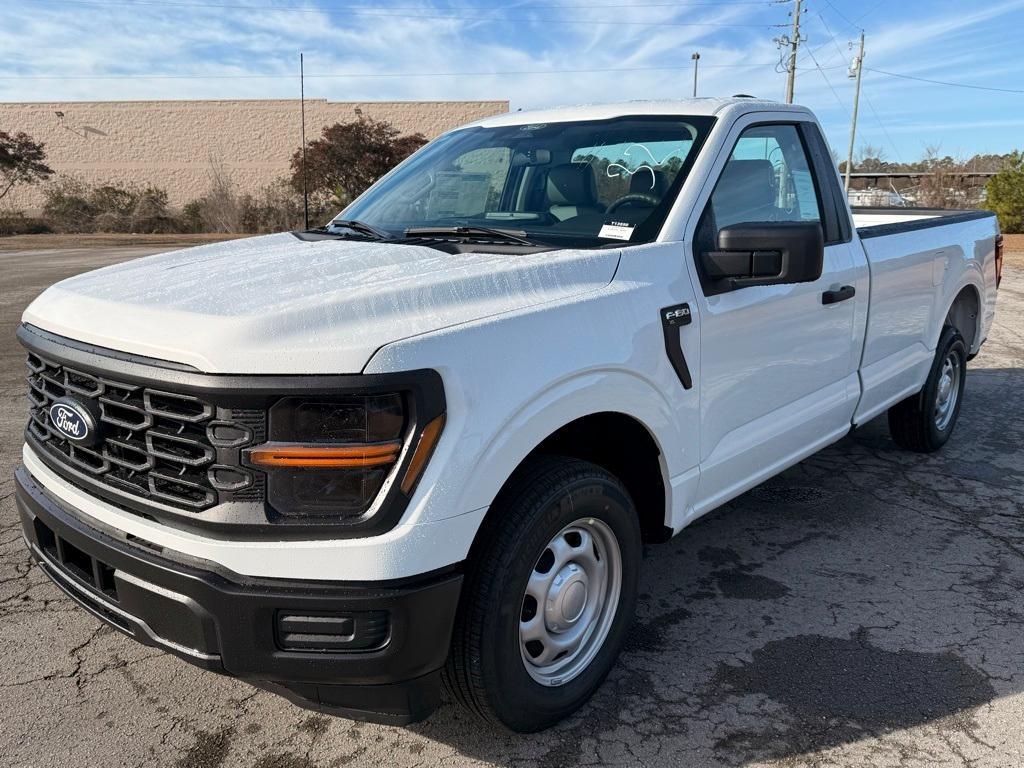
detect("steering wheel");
top-left (605, 193), bottom-right (661, 215)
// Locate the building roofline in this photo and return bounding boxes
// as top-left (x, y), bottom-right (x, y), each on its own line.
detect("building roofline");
top-left (0, 98), bottom-right (510, 107)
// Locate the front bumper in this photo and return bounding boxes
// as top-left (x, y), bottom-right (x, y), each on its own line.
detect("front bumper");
top-left (15, 464), bottom-right (463, 725)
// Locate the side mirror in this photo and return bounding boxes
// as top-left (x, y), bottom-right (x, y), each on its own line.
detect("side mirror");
top-left (701, 221), bottom-right (824, 293)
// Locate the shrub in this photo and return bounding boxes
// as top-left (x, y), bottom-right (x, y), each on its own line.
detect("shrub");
top-left (0, 209), bottom-right (50, 235)
top-left (41, 178), bottom-right (186, 233)
top-left (183, 175), bottom-right (328, 235)
top-left (41, 177), bottom-right (97, 233)
top-left (986, 151), bottom-right (1024, 234)
top-left (181, 199), bottom-right (205, 233)
top-left (240, 179), bottom-right (306, 233)
top-left (131, 186), bottom-right (179, 233)
top-left (39, 171), bottom-right (331, 235)
top-left (290, 116), bottom-right (425, 206)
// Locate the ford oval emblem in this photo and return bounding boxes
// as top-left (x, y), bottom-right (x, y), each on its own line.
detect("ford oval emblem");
top-left (49, 398), bottom-right (100, 445)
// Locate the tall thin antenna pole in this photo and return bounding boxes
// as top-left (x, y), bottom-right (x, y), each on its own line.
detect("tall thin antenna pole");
top-left (784, 0), bottom-right (803, 104)
top-left (300, 52), bottom-right (309, 230)
top-left (844, 31), bottom-right (866, 193)
top-left (691, 51), bottom-right (700, 97)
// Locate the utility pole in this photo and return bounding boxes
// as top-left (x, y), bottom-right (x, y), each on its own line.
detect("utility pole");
top-left (300, 52), bottom-right (309, 230)
top-left (844, 31), bottom-right (865, 193)
top-left (784, 0), bottom-right (803, 104)
top-left (691, 51), bottom-right (700, 97)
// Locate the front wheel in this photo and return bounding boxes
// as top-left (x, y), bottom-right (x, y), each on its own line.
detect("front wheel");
top-left (443, 456), bottom-right (641, 732)
top-left (887, 326), bottom-right (967, 452)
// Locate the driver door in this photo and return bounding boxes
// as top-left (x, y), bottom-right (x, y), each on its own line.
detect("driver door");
top-left (686, 119), bottom-right (868, 515)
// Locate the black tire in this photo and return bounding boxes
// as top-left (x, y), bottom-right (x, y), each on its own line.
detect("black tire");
top-left (887, 326), bottom-right (967, 452)
top-left (443, 455), bottom-right (642, 732)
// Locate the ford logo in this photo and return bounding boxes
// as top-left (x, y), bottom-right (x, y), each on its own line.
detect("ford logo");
top-left (49, 398), bottom-right (100, 445)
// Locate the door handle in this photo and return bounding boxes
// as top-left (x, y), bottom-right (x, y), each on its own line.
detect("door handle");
top-left (822, 285), bottom-right (855, 305)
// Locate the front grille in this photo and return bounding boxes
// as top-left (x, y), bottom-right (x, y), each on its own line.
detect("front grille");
top-left (26, 351), bottom-right (227, 511)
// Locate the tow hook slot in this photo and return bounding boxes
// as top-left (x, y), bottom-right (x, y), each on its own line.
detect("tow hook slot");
top-left (661, 303), bottom-right (693, 390)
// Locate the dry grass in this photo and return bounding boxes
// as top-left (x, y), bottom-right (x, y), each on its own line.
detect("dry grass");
top-left (1003, 234), bottom-right (1024, 267)
top-left (0, 232), bottom-right (246, 251)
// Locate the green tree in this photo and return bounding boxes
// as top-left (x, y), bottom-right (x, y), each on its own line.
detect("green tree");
top-left (0, 130), bottom-right (54, 202)
top-left (290, 116), bottom-right (426, 208)
top-left (986, 152), bottom-right (1024, 234)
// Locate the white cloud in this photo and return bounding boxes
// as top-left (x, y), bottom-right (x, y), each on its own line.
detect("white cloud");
top-left (1, 0), bottom-right (1023, 157)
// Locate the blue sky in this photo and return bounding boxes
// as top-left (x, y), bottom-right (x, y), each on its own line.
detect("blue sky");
top-left (2, 0), bottom-right (1023, 162)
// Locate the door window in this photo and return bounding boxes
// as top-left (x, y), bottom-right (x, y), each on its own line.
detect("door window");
top-left (707, 124), bottom-right (822, 230)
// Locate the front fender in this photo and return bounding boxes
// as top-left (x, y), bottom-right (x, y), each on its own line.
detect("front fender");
top-left (453, 368), bottom-right (682, 521)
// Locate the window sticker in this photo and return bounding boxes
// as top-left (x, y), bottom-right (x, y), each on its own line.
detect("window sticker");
top-left (598, 221), bottom-right (635, 240)
top-left (425, 171), bottom-right (491, 218)
top-left (790, 169), bottom-right (818, 219)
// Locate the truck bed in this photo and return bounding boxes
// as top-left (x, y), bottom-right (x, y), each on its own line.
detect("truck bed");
top-left (850, 206), bottom-right (999, 426)
top-left (852, 207), bottom-right (994, 238)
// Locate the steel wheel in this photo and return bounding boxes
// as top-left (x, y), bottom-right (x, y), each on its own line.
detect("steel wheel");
top-left (933, 351), bottom-right (962, 431)
top-left (519, 517), bottom-right (622, 687)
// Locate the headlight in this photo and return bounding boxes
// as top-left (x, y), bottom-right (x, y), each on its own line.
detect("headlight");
top-left (244, 392), bottom-right (444, 523)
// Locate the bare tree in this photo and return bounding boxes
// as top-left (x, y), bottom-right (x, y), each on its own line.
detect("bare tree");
top-left (854, 144), bottom-right (888, 173)
top-left (199, 158), bottom-right (244, 232)
top-left (916, 145), bottom-right (972, 208)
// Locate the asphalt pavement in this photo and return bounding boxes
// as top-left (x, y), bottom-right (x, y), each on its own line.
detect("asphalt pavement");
top-left (1, 246), bottom-right (1023, 768)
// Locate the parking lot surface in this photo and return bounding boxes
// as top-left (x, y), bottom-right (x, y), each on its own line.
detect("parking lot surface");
top-left (1, 246), bottom-right (1023, 768)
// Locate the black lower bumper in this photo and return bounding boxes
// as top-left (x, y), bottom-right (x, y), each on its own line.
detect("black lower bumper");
top-left (14, 464), bottom-right (463, 725)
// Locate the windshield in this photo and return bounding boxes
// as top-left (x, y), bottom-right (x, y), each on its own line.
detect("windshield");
top-left (336, 115), bottom-right (715, 249)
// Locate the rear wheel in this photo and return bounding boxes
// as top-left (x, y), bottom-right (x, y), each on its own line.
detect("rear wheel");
top-left (443, 455), bottom-right (641, 732)
top-left (887, 326), bottom-right (967, 452)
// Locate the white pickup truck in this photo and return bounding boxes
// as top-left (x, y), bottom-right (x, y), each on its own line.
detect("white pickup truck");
top-left (15, 98), bottom-right (1002, 732)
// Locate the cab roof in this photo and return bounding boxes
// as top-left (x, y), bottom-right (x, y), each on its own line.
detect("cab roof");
top-left (466, 97), bottom-right (813, 129)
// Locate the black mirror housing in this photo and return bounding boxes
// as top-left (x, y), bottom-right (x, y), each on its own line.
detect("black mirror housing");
top-left (701, 221), bottom-right (824, 294)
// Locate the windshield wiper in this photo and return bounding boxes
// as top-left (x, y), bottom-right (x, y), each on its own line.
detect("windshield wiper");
top-left (403, 225), bottom-right (538, 246)
top-left (321, 219), bottom-right (395, 240)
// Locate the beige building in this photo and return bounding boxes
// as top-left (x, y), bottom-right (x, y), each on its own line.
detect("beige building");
top-left (0, 99), bottom-right (508, 213)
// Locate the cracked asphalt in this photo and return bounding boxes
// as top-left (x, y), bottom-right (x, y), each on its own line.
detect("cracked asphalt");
top-left (1, 246), bottom-right (1023, 768)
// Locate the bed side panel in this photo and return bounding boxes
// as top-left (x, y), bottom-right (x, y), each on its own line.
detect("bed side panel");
top-left (854, 215), bottom-right (995, 425)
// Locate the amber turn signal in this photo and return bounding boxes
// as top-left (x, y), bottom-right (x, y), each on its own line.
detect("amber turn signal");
top-left (400, 413), bottom-right (446, 494)
top-left (248, 442), bottom-right (401, 468)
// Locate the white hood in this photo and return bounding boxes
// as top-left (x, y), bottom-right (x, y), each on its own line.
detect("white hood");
top-left (23, 233), bottom-right (620, 373)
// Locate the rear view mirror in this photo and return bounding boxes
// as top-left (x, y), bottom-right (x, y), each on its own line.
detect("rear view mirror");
top-left (510, 149), bottom-right (552, 167)
top-left (701, 221), bottom-right (824, 294)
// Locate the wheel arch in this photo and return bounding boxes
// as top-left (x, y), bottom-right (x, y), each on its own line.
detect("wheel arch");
top-left (527, 411), bottom-right (670, 542)
top-left (943, 281), bottom-right (982, 353)
top-left (457, 373), bottom-right (680, 557)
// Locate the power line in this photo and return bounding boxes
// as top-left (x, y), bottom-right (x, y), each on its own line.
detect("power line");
top-left (813, 9), bottom-right (852, 64)
top-left (867, 67), bottom-right (1024, 95)
top-left (792, 9), bottom-right (847, 70)
top-left (819, 0), bottom-right (860, 32)
top-left (0, 63), bottom-right (788, 81)
top-left (24, 0), bottom-right (787, 26)
top-left (25, 0), bottom-right (779, 7)
top-left (850, 0), bottom-right (886, 25)
top-left (811, 8), bottom-right (901, 164)
top-left (804, 43), bottom-right (848, 117)
top-left (862, 90), bottom-right (902, 164)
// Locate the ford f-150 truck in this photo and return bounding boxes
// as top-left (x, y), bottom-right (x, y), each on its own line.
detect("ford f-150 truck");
top-left (14, 98), bottom-right (1002, 732)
